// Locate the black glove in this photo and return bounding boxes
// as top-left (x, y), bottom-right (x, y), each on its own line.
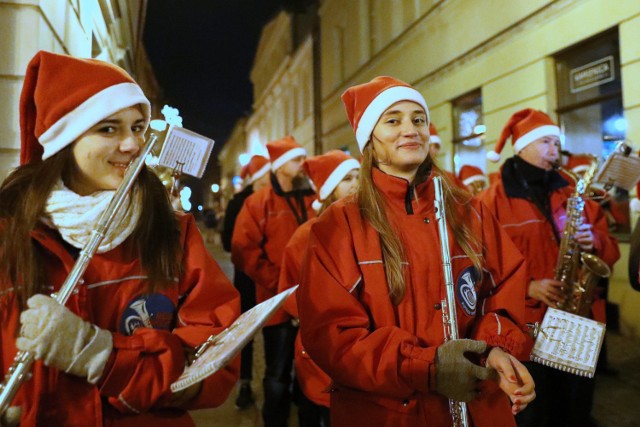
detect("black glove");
top-left (435, 339), bottom-right (492, 402)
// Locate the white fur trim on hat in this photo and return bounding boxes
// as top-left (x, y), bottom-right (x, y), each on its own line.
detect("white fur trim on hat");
top-left (271, 147), bottom-right (307, 171)
top-left (39, 83), bottom-right (150, 160)
top-left (462, 174), bottom-right (488, 186)
top-left (631, 198), bottom-right (640, 213)
top-left (319, 158), bottom-right (360, 201)
top-left (487, 150), bottom-right (501, 162)
top-left (355, 86), bottom-right (429, 152)
top-left (250, 162), bottom-right (271, 183)
top-left (512, 125), bottom-right (560, 154)
top-left (429, 134), bottom-right (441, 145)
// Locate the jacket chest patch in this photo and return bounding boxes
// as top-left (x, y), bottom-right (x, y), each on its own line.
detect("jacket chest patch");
top-left (119, 294), bottom-right (175, 335)
top-left (456, 267), bottom-right (478, 316)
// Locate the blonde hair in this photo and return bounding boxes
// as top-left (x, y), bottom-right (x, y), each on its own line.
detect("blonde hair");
top-left (357, 144), bottom-right (482, 304)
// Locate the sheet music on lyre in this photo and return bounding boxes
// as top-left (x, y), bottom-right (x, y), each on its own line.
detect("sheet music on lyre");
top-left (157, 125), bottom-right (215, 178)
top-left (530, 308), bottom-right (605, 378)
top-left (171, 286), bottom-right (297, 392)
top-left (594, 151), bottom-right (640, 191)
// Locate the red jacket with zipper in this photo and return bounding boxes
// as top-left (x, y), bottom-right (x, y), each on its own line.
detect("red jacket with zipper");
top-left (297, 167), bottom-right (529, 427)
top-left (0, 213), bottom-right (240, 427)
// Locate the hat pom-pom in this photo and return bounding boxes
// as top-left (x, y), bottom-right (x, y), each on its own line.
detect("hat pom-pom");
top-left (486, 151), bottom-right (501, 163)
top-left (312, 199), bottom-right (323, 212)
top-left (631, 198), bottom-right (640, 213)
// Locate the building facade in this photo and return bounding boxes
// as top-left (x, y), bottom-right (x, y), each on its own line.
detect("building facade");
top-left (237, 0), bottom-right (640, 335)
top-left (246, 11), bottom-right (316, 155)
top-left (0, 0), bottom-right (158, 179)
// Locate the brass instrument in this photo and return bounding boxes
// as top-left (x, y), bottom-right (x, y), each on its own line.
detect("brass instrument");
top-left (433, 176), bottom-right (470, 427)
top-left (555, 157), bottom-right (611, 317)
top-left (0, 134), bottom-right (159, 417)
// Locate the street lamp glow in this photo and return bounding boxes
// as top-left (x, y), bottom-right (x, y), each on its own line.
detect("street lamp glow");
top-left (211, 183), bottom-right (220, 193)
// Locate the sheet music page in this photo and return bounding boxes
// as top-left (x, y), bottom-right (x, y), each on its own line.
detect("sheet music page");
top-left (595, 153), bottom-right (640, 191)
top-left (531, 308), bottom-right (605, 378)
top-left (157, 125), bottom-right (215, 178)
top-left (171, 286), bottom-right (297, 392)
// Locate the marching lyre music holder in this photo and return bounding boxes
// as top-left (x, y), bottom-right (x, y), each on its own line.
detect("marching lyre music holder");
top-left (594, 140), bottom-right (640, 191)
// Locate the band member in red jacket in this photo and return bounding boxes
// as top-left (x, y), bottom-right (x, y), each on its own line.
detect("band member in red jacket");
top-left (429, 122), bottom-right (465, 190)
top-left (480, 108), bottom-right (620, 427)
top-left (297, 76), bottom-right (536, 426)
top-left (232, 136), bottom-right (316, 427)
top-left (458, 165), bottom-right (489, 196)
top-left (278, 149), bottom-right (360, 426)
top-left (0, 51), bottom-right (240, 427)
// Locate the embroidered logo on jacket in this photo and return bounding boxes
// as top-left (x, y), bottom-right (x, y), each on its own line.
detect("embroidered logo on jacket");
top-left (456, 267), bottom-right (478, 316)
top-left (120, 294), bottom-right (175, 335)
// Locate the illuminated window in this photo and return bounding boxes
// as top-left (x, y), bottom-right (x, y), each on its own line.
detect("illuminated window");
top-left (452, 89), bottom-right (485, 175)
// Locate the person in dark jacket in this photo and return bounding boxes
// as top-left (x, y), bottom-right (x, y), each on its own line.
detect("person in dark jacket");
top-left (222, 154), bottom-right (270, 409)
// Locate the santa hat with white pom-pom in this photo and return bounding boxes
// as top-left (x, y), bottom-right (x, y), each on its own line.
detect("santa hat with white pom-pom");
top-left (487, 108), bottom-right (560, 163)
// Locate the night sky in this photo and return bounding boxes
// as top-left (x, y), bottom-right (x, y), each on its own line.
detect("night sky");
top-left (143, 0), bottom-right (286, 160)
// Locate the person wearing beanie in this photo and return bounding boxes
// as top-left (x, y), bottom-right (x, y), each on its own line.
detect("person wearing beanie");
top-left (276, 149), bottom-right (359, 426)
top-left (0, 51), bottom-right (240, 426)
top-left (428, 122), bottom-right (466, 189)
top-left (221, 154), bottom-right (270, 409)
top-left (296, 76), bottom-right (535, 426)
top-left (458, 164), bottom-right (488, 195)
top-left (232, 136), bottom-right (315, 427)
top-left (479, 108), bottom-right (619, 427)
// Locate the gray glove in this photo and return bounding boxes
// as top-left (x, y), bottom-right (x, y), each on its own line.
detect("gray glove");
top-left (16, 295), bottom-right (113, 384)
top-left (435, 339), bottom-right (492, 402)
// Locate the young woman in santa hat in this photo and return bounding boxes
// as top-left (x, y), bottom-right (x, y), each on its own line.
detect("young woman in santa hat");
top-left (0, 51), bottom-right (240, 426)
top-left (277, 149), bottom-right (360, 426)
top-left (296, 76), bottom-right (536, 426)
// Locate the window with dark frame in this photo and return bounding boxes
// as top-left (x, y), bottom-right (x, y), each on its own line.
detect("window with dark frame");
top-left (554, 28), bottom-right (630, 239)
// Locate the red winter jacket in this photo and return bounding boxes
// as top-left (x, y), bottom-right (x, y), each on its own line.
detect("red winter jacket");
top-left (297, 167), bottom-right (529, 427)
top-left (0, 213), bottom-right (240, 427)
top-left (232, 180), bottom-right (315, 326)
top-left (479, 160), bottom-right (620, 356)
top-left (278, 218), bottom-right (331, 407)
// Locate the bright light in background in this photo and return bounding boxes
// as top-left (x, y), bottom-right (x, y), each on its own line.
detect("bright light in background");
top-left (248, 129), bottom-right (269, 157)
top-left (180, 186), bottom-right (192, 211)
top-left (211, 183), bottom-right (220, 193)
top-left (197, 205), bottom-right (203, 211)
top-left (239, 153), bottom-right (251, 166)
top-left (473, 124), bottom-right (486, 134)
top-left (149, 119), bottom-right (168, 131)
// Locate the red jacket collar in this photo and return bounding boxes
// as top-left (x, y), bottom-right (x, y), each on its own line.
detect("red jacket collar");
top-left (371, 167), bottom-right (435, 215)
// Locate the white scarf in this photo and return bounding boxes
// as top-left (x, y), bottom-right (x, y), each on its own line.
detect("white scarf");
top-left (44, 180), bottom-right (142, 253)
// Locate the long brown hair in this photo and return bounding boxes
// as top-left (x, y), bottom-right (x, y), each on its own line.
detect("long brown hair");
top-left (0, 145), bottom-right (182, 309)
top-left (357, 144), bottom-right (482, 304)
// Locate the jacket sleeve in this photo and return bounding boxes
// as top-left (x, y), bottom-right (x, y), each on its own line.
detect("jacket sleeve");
top-left (277, 224), bottom-right (313, 318)
top-left (585, 200), bottom-right (620, 268)
top-left (469, 202), bottom-right (529, 358)
top-left (231, 195), bottom-right (280, 292)
top-left (222, 193), bottom-right (243, 252)
top-left (98, 215), bottom-right (240, 413)
top-left (297, 208), bottom-right (437, 398)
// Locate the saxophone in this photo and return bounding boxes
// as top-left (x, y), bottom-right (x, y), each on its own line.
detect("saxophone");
top-left (555, 157), bottom-right (611, 317)
top-left (433, 176), bottom-right (470, 427)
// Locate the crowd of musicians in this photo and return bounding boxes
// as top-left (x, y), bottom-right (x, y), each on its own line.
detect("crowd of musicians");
top-left (0, 50), bottom-right (635, 427)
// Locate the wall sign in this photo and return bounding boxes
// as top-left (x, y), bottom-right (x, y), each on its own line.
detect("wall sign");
top-left (569, 55), bottom-right (615, 93)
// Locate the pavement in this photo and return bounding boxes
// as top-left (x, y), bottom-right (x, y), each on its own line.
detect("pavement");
top-left (193, 224), bottom-right (640, 427)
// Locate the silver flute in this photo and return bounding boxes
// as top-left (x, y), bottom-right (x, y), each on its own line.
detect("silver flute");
top-left (433, 176), bottom-right (470, 427)
top-left (0, 134), bottom-right (159, 417)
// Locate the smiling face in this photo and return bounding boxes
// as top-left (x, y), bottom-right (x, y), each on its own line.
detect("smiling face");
top-left (518, 135), bottom-right (560, 171)
top-left (68, 106), bottom-right (147, 195)
top-left (370, 101), bottom-right (429, 181)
